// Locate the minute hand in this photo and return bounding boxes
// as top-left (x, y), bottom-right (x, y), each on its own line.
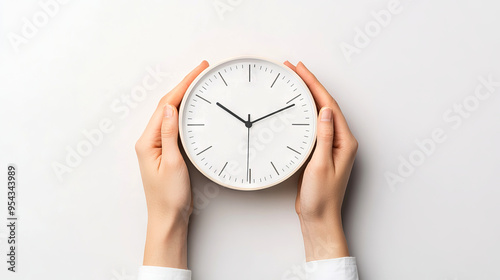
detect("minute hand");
top-left (251, 104), bottom-right (295, 124)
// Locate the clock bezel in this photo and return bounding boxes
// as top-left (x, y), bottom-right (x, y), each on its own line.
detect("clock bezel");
top-left (178, 56), bottom-right (317, 191)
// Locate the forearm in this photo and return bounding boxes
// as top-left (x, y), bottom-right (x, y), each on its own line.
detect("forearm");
top-left (143, 215), bottom-right (189, 269)
top-left (299, 212), bottom-right (349, 261)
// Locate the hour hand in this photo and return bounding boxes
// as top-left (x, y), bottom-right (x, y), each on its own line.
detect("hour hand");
top-left (216, 102), bottom-right (247, 124)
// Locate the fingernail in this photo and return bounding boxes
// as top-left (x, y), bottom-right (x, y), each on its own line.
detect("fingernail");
top-left (164, 104), bottom-right (173, 118)
top-left (320, 107), bottom-right (332, 122)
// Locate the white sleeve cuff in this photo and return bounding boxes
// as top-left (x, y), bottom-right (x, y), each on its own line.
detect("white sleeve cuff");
top-left (138, 266), bottom-right (191, 280)
top-left (305, 257), bottom-right (359, 280)
top-left (137, 257), bottom-right (357, 280)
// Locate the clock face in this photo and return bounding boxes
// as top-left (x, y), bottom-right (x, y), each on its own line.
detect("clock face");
top-left (179, 57), bottom-right (317, 191)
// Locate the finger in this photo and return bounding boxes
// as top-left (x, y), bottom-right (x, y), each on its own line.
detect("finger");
top-left (295, 61), bottom-right (334, 108)
top-left (139, 60), bottom-right (209, 149)
top-left (158, 60), bottom-right (209, 109)
top-left (161, 104), bottom-right (181, 161)
top-left (310, 107), bottom-right (335, 168)
top-left (295, 61), bottom-right (353, 140)
top-left (284, 60), bottom-right (297, 72)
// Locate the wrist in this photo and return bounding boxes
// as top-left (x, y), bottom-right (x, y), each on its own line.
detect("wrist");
top-left (299, 213), bottom-right (349, 261)
top-left (147, 202), bottom-right (192, 225)
top-left (147, 208), bottom-right (190, 228)
top-left (146, 214), bottom-right (189, 239)
top-left (143, 214), bottom-right (189, 269)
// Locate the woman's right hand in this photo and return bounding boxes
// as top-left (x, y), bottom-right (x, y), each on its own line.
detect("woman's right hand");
top-left (285, 61), bottom-right (358, 261)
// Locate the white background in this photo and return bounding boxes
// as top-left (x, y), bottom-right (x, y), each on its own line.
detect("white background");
top-left (1, 1), bottom-right (499, 279)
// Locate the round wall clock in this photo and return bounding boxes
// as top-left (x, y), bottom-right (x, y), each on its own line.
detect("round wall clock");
top-left (179, 57), bottom-right (317, 191)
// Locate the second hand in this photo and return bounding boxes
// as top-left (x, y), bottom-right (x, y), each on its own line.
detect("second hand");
top-left (246, 113), bottom-right (251, 183)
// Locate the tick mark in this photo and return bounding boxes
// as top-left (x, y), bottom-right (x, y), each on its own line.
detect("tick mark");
top-left (271, 73), bottom-right (280, 88)
top-left (197, 145), bottom-right (212, 156)
top-left (292, 123), bottom-right (309, 126)
top-left (218, 161), bottom-right (228, 176)
top-left (287, 146), bottom-right (301, 155)
top-left (187, 124), bottom-right (204, 126)
top-left (219, 72), bottom-right (228, 86)
top-left (271, 161), bottom-right (279, 176)
top-left (195, 94), bottom-right (211, 104)
top-left (286, 94), bottom-right (301, 104)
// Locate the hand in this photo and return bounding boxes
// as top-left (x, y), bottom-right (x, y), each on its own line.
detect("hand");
top-left (135, 60), bottom-right (209, 269)
top-left (284, 61), bottom-right (358, 261)
top-left (216, 102), bottom-right (248, 125)
top-left (251, 103), bottom-right (296, 124)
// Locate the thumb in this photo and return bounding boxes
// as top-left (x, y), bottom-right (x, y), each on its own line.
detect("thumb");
top-left (161, 104), bottom-right (180, 159)
top-left (311, 107), bottom-right (334, 167)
